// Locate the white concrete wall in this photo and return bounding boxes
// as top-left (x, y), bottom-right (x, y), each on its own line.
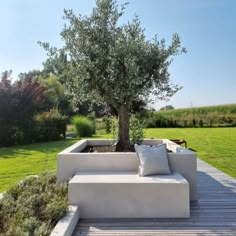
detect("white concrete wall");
top-left (57, 152), bottom-right (138, 182)
top-left (50, 205), bottom-right (79, 236)
top-left (168, 153), bottom-right (197, 200)
top-left (57, 139), bottom-right (197, 200)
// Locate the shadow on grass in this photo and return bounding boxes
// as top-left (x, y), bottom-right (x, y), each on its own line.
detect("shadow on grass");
top-left (0, 139), bottom-right (78, 159)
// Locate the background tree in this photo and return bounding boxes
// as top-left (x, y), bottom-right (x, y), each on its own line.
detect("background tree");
top-left (18, 69), bottom-right (43, 80)
top-left (40, 55), bottom-right (149, 116)
top-left (0, 71), bottom-right (46, 146)
top-left (40, 0), bottom-right (186, 151)
top-left (160, 105), bottom-right (175, 111)
top-left (41, 52), bottom-right (68, 83)
top-left (38, 75), bottom-right (73, 115)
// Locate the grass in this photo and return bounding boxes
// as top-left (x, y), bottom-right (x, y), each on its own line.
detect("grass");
top-left (95, 127), bottom-right (236, 178)
top-left (149, 128), bottom-right (236, 178)
top-left (0, 127), bottom-right (236, 192)
top-left (0, 139), bottom-right (77, 192)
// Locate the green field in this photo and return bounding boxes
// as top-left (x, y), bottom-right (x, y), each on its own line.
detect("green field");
top-left (159, 103), bottom-right (236, 116)
top-left (0, 128), bottom-right (235, 192)
top-left (151, 103), bottom-right (236, 128)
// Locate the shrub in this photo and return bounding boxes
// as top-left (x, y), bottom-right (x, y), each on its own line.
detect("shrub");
top-left (104, 116), bottom-right (112, 133)
top-left (130, 115), bottom-right (144, 145)
top-left (73, 116), bottom-right (94, 137)
top-left (0, 125), bottom-right (25, 147)
top-left (145, 117), bottom-right (156, 128)
top-left (96, 118), bottom-right (105, 131)
top-left (0, 172), bottom-right (68, 235)
top-left (0, 71), bottom-right (46, 147)
top-left (111, 117), bottom-right (118, 144)
top-left (199, 120), bottom-right (204, 127)
top-left (34, 108), bottom-right (68, 141)
top-left (87, 112), bottom-right (96, 134)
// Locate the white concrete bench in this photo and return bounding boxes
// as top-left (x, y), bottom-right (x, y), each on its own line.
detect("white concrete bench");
top-left (57, 139), bottom-right (197, 201)
top-left (69, 171), bottom-right (190, 218)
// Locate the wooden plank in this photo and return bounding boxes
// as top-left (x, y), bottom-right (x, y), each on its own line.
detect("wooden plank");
top-left (73, 159), bottom-right (236, 236)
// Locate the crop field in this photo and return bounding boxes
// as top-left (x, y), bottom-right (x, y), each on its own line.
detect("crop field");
top-left (0, 127), bottom-right (235, 192)
top-left (159, 103), bottom-right (236, 116)
top-left (141, 104), bottom-right (236, 128)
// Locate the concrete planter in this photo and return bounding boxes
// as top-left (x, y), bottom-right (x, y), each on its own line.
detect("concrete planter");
top-left (54, 139), bottom-right (197, 231)
top-left (57, 139), bottom-right (197, 201)
top-left (50, 205), bottom-right (79, 236)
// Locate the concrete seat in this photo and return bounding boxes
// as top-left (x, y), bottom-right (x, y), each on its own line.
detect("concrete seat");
top-left (69, 171), bottom-right (190, 218)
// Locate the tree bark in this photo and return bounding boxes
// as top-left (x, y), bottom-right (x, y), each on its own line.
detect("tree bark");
top-left (115, 104), bottom-right (132, 151)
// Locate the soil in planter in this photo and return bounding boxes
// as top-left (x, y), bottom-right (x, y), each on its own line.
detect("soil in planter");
top-left (81, 145), bottom-right (114, 153)
top-left (81, 145), bottom-right (173, 153)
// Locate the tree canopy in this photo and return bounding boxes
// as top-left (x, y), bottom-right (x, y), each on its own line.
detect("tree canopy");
top-left (40, 0), bottom-right (186, 150)
top-left (0, 71), bottom-right (46, 146)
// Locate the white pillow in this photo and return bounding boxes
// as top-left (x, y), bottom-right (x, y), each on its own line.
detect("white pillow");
top-left (134, 144), bottom-right (171, 176)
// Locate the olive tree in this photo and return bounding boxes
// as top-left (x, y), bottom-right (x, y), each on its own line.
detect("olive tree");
top-left (40, 0), bottom-right (186, 151)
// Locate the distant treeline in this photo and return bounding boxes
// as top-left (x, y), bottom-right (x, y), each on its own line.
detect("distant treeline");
top-left (143, 104), bottom-right (236, 128)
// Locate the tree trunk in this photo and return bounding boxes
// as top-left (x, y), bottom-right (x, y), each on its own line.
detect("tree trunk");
top-left (115, 104), bottom-right (132, 151)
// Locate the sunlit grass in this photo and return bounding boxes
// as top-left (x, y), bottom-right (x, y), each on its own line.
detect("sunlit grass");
top-left (96, 127), bottom-right (236, 178)
top-left (0, 139), bottom-right (77, 192)
top-left (1, 127), bottom-right (235, 192)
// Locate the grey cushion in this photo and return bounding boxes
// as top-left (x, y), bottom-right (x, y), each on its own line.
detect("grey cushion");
top-left (134, 144), bottom-right (171, 176)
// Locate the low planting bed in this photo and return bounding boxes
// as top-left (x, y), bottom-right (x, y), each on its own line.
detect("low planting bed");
top-left (0, 173), bottom-right (68, 236)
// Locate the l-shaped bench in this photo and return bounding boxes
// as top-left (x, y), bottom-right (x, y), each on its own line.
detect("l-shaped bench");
top-left (57, 139), bottom-right (197, 219)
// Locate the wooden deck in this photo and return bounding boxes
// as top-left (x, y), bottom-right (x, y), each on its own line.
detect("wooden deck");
top-left (73, 159), bottom-right (236, 236)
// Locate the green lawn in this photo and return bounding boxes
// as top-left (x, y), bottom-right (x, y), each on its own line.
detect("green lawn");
top-left (0, 127), bottom-right (236, 192)
top-left (0, 139), bottom-right (77, 192)
top-left (147, 128), bottom-right (236, 178)
top-left (95, 127), bottom-right (236, 178)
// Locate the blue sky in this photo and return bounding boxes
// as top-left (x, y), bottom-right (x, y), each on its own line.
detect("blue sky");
top-left (0, 0), bottom-right (235, 110)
